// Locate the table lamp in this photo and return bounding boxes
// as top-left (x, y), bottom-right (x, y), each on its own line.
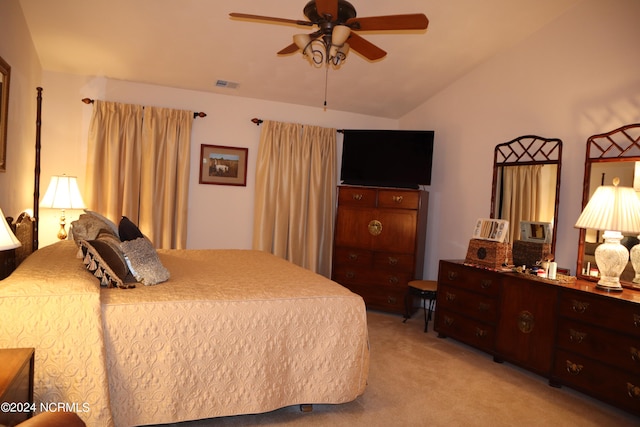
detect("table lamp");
top-left (40, 175), bottom-right (86, 240)
top-left (0, 208), bottom-right (21, 279)
top-left (575, 177), bottom-right (640, 291)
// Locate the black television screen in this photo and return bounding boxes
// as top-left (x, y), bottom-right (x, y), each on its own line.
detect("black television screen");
top-left (340, 130), bottom-right (434, 188)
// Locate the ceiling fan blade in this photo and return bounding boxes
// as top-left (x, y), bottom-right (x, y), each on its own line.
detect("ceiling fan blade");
top-left (346, 14), bottom-right (429, 31)
top-left (347, 33), bottom-right (387, 61)
top-left (277, 43), bottom-right (300, 55)
top-left (229, 13), bottom-right (313, 27)
top-left (315, 0), bottom-right (339, 21)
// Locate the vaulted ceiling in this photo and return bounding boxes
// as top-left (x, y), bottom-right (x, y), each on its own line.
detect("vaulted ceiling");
top-left (19, 0), bottom-right (580, 119)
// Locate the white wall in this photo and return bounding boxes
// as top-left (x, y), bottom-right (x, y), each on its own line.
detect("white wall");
top-left (400, 0), bottom-right (640, 277)
top-left (36, 73), bottom-right (397, 248)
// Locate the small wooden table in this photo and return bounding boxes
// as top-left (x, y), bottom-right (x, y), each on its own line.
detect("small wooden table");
top-left (0, 348), bottom-right (35, 425)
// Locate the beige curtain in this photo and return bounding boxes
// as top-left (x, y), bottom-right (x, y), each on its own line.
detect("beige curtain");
top-left (252, 120), bottom-right (337, 277)
top-left (502, 165), bottom-right (542, 242)
top-left (86, 101), bottom-right (143, 222)
top-left (139, 106), bottom-right (193, 248)
top-left (86, 101), bottom-right (193, 249)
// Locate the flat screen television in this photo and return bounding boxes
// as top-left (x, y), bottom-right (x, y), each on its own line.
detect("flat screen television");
top-left (340, 129), bottom-right (434, 188)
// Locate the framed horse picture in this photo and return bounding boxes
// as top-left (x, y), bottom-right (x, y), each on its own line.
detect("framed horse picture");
top-left (199, 144), bottom-right (248, 186)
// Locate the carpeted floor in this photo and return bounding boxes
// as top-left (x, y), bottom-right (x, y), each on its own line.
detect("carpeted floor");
top-left (151, 310), bottom-right (639, 427)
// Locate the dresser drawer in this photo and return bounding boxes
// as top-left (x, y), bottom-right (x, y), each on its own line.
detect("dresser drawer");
top-left (338, 186), bottom-right (377, 207)
top-left (333, 247), bottom-right (373, 267)
top-left (373, 252), bottom-right (414, 271)
top-left (333, 265), bottom-right (414, 288)
top-left (434, 308), bottom-right (496, 353)
top-left (346, 283), bottom-right (407, 313)
top-left (437, 283), bottom-right (499, 323)
top-left (438, 261), bottom-right (501, 297)
top-left (556, 317), bottom-right (640, 375)
top-left (553, 349), bottom-right (640, 415)
top-left (377, 189), bottom-right (420, 209)
top-left (558, 290), bottom-right (640, 336)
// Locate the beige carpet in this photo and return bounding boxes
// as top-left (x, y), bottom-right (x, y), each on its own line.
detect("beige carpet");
top-left (150, 310), bottom-right (639, 427)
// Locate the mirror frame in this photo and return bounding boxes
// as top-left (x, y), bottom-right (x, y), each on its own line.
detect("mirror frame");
top-left (576, 123), bottom-right (640, 287)
top-left (0, 55), bottom-right (10, 172)
top-left (490, 135), bottom-right (563, 256)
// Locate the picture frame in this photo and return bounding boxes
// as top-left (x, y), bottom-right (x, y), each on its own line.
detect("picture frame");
top-left (199, 144), bottom-right (248, 186)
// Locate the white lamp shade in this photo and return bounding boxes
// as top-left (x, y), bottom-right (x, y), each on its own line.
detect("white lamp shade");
top-left (575, 183), bottom-right (640, 234)
top-left (332, 25), bottom-right (351, 46)
top-left (0, 208), bottom-right (21, 250)
top-left (41, 175), bottom-right (86, 209)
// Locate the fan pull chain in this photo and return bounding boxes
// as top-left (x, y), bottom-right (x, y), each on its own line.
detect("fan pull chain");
top-left (324, 64), bottom-right (329, 112)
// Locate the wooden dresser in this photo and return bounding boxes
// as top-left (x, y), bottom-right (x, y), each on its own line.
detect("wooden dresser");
top-left (0, 348), bottom-right (35, 426)
top-left (434, 260), bottom-right (640, 416)
top-left (332, 185), bottom-right (429, 315)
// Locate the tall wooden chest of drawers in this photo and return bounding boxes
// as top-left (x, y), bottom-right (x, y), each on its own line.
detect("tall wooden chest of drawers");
top-left (332, 185), bottom-right (429, 315)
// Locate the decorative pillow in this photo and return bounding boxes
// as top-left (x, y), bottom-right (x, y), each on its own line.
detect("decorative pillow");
top-left (79, 231), bottom-right (136, 289)
top-left (119, 216), bottom-right (144, 241)
top-left (120, 237), bottom-right (170, 285)
top-left (70, 213), bottom-right (115, 243)
top-left (84, 210), bottom-right (120, 237)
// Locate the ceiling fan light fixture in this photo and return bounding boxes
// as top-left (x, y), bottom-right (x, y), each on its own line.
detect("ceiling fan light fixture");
top-left (331, 25), bottom-right (350, 46)
top-left (293, 33), bottom-right (312, 52)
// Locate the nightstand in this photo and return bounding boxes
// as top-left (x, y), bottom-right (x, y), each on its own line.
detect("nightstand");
top-left (0, 348), bottom-right (35, 426)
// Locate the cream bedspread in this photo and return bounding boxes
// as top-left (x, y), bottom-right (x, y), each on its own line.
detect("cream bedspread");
top-left (0, 241), bottom-right (369, 427)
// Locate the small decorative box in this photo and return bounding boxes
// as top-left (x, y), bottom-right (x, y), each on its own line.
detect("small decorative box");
top-left (465, 238), bottom-right (513, 269)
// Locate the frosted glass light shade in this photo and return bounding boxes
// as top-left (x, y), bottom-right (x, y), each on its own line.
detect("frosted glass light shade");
top-left (332, 25), bottom-right (351, 46)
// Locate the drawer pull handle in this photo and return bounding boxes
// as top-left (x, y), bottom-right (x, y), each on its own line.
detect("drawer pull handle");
top-left (352, 194), bottom-right (363, 201)
top-left (517, 311), bottom-right (535, 334)
top-left (387, 257), bottom-right (398, 265)
top-left (392, 196), bottom-right (404, 204)
top-left (368, 220), bottom-right (383, 236)
top-left (348, 253), bottom-right (358, 261)
top-left (387, 296), bottom-right (397, 304)
top-left (569, 329), bottom-right (587, 344)
top-left (475, 327), bottom-right (487, 338)
top-left (445, 292), bottom-right (456, 302)
top-left (480, 280), bottom-right (492, 289)
top-left (444, 316), bottom-right (454, 327)
top-left (570, 300), bottom-right (589, 314)
top-left (565, 360), bottom-right (583, 375)
top-left (478, 302), bottom-right (490, 312)
top-left (634, 314), bottom-right (640, 328)
top-left (627, 383), bottom-right (640, 399)
top-left (631, 347), bottom-right (640, 363)
top-left (447, 271), bottom-right (458, 281)
top-left (345, 271), bottom-right (355, 279)
top-left (388, 276), bottom-right (399, 285)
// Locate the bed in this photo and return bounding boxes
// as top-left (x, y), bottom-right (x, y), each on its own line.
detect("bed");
top-left (0, 234), bottom-right (369, 426)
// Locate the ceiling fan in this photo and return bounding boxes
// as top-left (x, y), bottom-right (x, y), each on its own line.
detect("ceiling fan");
top-left (229, 0), bottom-right (429, 65)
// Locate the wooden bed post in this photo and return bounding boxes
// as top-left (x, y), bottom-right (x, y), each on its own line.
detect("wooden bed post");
top-left (33, 87), bottom-right (42, 251)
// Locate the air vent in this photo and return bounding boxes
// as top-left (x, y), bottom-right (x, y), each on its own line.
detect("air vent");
top-left (215, 80), bottom-right (239, 89)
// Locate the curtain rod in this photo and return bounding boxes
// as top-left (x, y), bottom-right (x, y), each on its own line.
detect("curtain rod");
top-left (81, 98), bottom-right (207, 118)
top-left (251, 118), bottom-right (343, 133)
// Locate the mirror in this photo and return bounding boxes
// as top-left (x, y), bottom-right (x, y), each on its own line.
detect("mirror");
top-left (0, 55), bottom-right (10, 172)
top-left (490, 135), bottom-right (563, 256)
top-left (576, 123), bottom-right (640, 287)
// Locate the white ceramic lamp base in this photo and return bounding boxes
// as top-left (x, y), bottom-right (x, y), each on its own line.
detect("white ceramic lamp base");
top-left (594, 231), bottom-right (628, 292)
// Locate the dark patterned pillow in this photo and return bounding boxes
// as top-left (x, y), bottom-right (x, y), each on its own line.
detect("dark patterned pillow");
top-left (79, 232), bottom-right (135, 289)
top-left (120, 237), bottom-right (169, 285)
top-left (118, 216), bottom-right (144, 241)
